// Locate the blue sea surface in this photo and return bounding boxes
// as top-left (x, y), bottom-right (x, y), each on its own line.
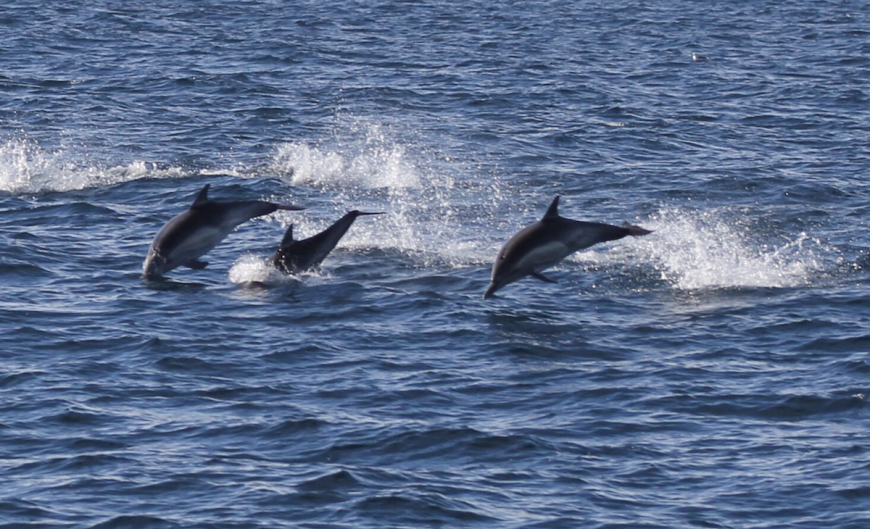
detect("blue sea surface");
top-left (2, 1), bottom-right (869, 527)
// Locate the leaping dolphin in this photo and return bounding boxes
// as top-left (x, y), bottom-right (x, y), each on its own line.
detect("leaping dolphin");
top-left (483, 196), bottom-right (651, 299)
top-left (270, 210), bottom-right (384, 274)
top-left (143, 184), bottom-right (305, 278)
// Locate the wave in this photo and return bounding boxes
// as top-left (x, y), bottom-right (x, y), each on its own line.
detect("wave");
top-left (297, 469), bottom-right (362, 491)
top-left (265, 117), bottom-right (450, 191)
top-left (89, 515), bottom-right (176, 529)
top-left (354, 492), bottom-right (497, 524)
top-left (649, 392), bottom-right (866, 421)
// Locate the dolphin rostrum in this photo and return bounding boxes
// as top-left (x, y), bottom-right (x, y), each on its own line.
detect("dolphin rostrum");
top-left (483, 196), bottom-right (651, 299)
top-left (143, 184), bottom-right (305, 278)
top-left (270, 210), bottom-right (384, 274)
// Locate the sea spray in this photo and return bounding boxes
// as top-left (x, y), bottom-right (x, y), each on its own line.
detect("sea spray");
top-left (264, 118), bottom-right (511, 269)
top-left (580, 208), bottom-right (828, 290)
top-left (0, 138), bottom-right (186, 194)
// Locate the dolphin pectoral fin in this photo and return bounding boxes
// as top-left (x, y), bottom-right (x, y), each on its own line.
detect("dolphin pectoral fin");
top-left (532, 271), bottom-right (558, 284)
top-left (184, 259), bottom-right (209, 270)
top-left (622, 222), bottom-right (652, 236)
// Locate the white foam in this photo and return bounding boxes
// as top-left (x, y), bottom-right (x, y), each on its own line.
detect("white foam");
top-left (228, 254), bottom-right (332, 285)
top-left (269, 123), bottom-right (423, 189)
top-left (587, 208), bottom-right (827, 290)
top-left (227, 255), bottom-right (287, 285)
top-left (265, 118), bottom-right (511, 269)
top-left (0, 138), bottom-right (186, 193)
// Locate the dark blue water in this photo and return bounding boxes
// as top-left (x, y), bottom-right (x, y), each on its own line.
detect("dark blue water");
top-left (2, 1), bottom-right (870, 527)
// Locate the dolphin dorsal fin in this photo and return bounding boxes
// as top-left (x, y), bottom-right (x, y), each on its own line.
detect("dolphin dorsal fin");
top-left (279, 224), bottom-right (295, 248)
top-left (542, 195), bottom-right (560, 220)
top-left (192, 184), bottom-right (210, 207)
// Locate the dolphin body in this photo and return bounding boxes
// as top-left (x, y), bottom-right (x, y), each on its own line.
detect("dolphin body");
top-left (270, 211), bottom-right (383, 274)
top-left (483, 196), bottom-right (651, 299)
top-left (143, 184), bottom-right (305, 278)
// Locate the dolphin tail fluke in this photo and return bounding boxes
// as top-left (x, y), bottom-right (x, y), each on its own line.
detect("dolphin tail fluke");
top-left (334, 210), bottom-right (385, 226)
top-left (622, 222), bottom-right (652, 236)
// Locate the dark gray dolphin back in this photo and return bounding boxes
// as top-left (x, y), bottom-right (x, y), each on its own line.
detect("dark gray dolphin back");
top-left (192, 184), bottom-right (303, 229)
top-left (542, 195), bottom-right (636, 247)
top-left (271, 211), bottom-right (383, 274)
top-left (150, 184), bottom-right (213, 250)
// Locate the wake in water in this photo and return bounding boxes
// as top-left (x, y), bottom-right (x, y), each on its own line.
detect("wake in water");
top-left (229, 254), bottom-right (300, 286)
top-left (254, 126), bottom-right (834, 294)
top-left (582, 208), bottom-right (829, 290)
top-left (0, 138), bottom-right (186, 193)
top-left (270, 137), bottom-right (422, 190)
top-left (2, 126), bottom-right (840, 293)
top-left (644, 209), bottom-right (826, 289)
top-left (262, 117), bottom-right (513, 269)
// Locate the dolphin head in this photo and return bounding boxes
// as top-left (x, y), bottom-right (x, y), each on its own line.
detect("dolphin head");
top-left (483, 269), bottom-right (526, 299)
top-left (483, 252), bottom-right (528, 300)
top-left (142, 249), bottom-right (168, 279)
top-left (483, 281), bottom-right (501, 300)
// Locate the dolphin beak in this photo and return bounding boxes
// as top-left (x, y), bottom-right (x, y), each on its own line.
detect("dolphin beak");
top-left (276, 204), bottom-right (306, 211)
top-left (483, 283), bottom-right (499, 300)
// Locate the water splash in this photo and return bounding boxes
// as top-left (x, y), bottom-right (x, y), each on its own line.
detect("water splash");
top-left (228, 254), bottom-right (331, 286)
top-left (270, 140), bottom-right (421, 190)
top-left (227, 255), bottom-right (289, 285)
top-left (268, 120), bottom-right (429, 190)
top-left (624, 209), bottom-right (827, 290)
top-left (0, 138), bottom-right (186, 194)
top-left (265, 118), bottom-right (510, 269)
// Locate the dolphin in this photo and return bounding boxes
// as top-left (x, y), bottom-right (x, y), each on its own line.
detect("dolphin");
top-left (270, 210), bottom-right (384, 274)
top-left (483, 196), bottom-right (651, 299)
top-left (143, 184), bottom-right (305, 278)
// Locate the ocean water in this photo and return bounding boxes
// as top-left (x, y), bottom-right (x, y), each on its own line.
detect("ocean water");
top-left (1, 1), bottom-right (869, 527)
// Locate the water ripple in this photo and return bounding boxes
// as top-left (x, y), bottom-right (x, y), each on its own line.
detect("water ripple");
top-left (2, 1), bottom-right (870, 528)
